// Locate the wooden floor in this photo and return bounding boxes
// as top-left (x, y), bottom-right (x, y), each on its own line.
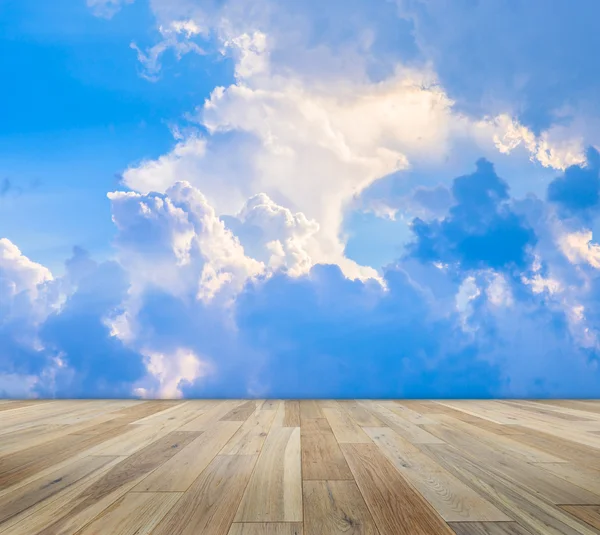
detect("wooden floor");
top-left (1, 400), bottom-right (600, 534)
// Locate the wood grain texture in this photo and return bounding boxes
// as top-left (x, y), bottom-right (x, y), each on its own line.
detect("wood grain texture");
top-left (560, 505), bottom-right (600, 530)
top-left (76, 491), bottom-right (182, 535)
top-left (220, 401), bottom-right (257, 422)
top-left (364, 427), bottom-right (511, 522)
top-left (1, 399), bottom-right (600, 535)
top-left (301, 418), bottom-right (353, 480)
top-left (341, 443), bottom-right (455, 535)
top-left (220, 409), bottom-right (276, 455)
top-left (322, 408), bottom-right (372, 444)
top-left (132, 421), bottom-right (242, 491)
top-left (283, 401), bottom-right (301, 427)
top-left (235, 427), bottom-right (302, 522)
top-left (228, 523), bottom-right (303, 535)
top-left (303, 480), bottom-right (378, 535)
top-left (449, 522), bottom-right (534, 534)
top-left (151, 455), bottom-right (258, 535)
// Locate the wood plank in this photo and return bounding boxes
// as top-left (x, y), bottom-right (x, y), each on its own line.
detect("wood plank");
top-left (420, 422), bottom-right (600, 505)
top-left (363, 402), bottom-right (445, 444)
top-left (421, 444), bottom-right (600, 535)
top-left (424, 415), bottom-right (566, 463)
top-left (151, 455), bottom-right (258, 535)
top-left (76, 492), bottom-right (182, 535)
top-left (336, 400), bottom-right (385, 427)
top-left (301, 419), bottom-right (353, 480)
top-left (498, 400), bottom-right (597, 422)
top-left (404, 403), bottom-right (525, 436)
top-left (220, 409), bottom-right (276, 455)
top-left (507, 426), bottom-right (600, 471)
top-left (0, 400), bottom-right (44, 413)
top-left (381, 401), bottom-right (438, 425)
top-left (322, 407), bottom-right (371, 443)
top-left (220, 401), bottom-right (257, 422)
top-left (235, 427), bottom-right (302, 522)
top-left (228, 523), bottom-right (303, 535)
top-left (449, 522), bottom-right (534, 534)
top-left (0, 455), bottom-right (117, 525)
top-left (341, 443), bottom-right (455, 534)
top-left (300, 400), bottom-right (323, 420)
top-left (179, 400), bottom-right (245, 431)
top-left (532, 462), bottom-right (600, 496)
top-left (364, 427), bottom-right (511, 522)
top-left (0, 456), bottom-right (128, 535)
top-left (303, 480), bottom-right (379, 535)
top-left (132, 421), bottom-right (242, 491)
top-left (30, 431), bottom-right (199, 535)
top-left (260, 400), bottom-right (281, 410)
top-left (560, 505), bottom-right (600, 531)
top-left (0, 424), bottom-right (130, 489)
top-left (283, 401), bottom-right (301, 427)
top-left (109, 401), bottom-right (183, 422)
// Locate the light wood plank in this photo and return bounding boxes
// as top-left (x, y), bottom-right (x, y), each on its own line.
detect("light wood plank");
top-left (0, 456), bottom-right (117, 525)
top-left (449, 522), bottom-right (534, 534)
top-left (29, 431), bottom-right (199, 535)
top-left (421, 444), bottom-right (600, 535)
top-left (301, 419), bottom-right (353, 480)
top-left (76, 492), bottom-right (182, 535)
top-left (151, 455), bottom-right (258, 535)
top-left (560, 505), bottom-right (600, 531)
top-left (364, 427), bottom-right (511, 522)
top-left (341, 443), bottom-right (455, 534)
top-left (363, 402), bottom-right (445, 444)
top-left (283, 401), bottom-right (301, 427)
top-left (132, 421), bottom-right (242, 491)
top-left (336, 401), bottom-right (385, 427)
top-left (228, 523), bottom-right (303, 535)
top-left (322, 407), bottom-right (372, 443)
top-left (235, 427), bottom-right (302, 522)
top-left (220, 409), bottom-right (277, 455)
top-left (220, 401), bottom-right (257, 422)
top-left (303, 480), bottom-right (379, 535)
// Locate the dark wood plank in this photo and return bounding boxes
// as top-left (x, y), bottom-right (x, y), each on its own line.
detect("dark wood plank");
top-left (341, 443), bottom-right (454, 535)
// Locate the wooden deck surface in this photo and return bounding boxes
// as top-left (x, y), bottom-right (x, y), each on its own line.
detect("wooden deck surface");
top-left (1, 399), bottom-right (600, 534)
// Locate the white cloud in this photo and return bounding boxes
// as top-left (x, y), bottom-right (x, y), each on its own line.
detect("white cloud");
top-left (0, 238), bottom-right (57, 322)
top-left (130, 19), bottom-right (206, 81)
top-left (559, 230), bottom-right (600, 269)
top-left (134, 347), bottom-right (212, 398)
top-left (87, 0), bottom-right (134, 19)
top-left (234, 193), bottom-right (320, 276)
top-left (108, 181), bottom-right (264, 302)
top-left (489, 114), bottom-right (586, 170)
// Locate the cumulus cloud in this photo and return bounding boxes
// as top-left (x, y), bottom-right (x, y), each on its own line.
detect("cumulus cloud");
top-left (407, 159), bottom-right (537, 272)
top-left (5, 0), bottom-right (600, 398)
top-left (4, 153), bottom-right (600, 398)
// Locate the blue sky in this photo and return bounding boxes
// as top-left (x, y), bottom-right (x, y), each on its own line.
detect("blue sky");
top-left (1, 0), bottom-right (600, 398)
